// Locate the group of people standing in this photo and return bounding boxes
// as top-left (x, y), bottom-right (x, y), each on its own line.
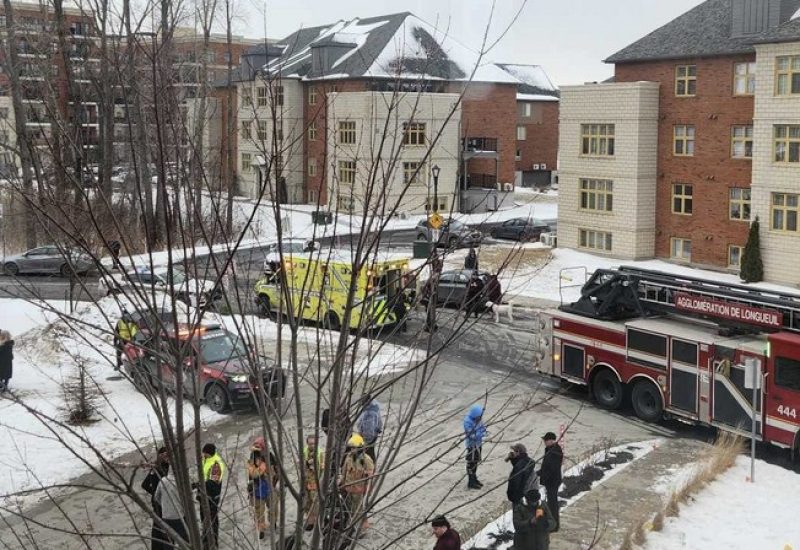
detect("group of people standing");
top-left (435, 404), bottom-right (564, 549)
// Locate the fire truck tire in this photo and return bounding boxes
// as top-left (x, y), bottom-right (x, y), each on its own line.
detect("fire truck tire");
top-left (631, 380), bottom-right (663, 423)
top-left (592, 369), bottom-right (623, 410)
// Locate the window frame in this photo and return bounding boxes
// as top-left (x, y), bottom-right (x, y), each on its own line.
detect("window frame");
top-left (256, 86), bottom-right (268, 107)
top-left (241, 152), bottom-right (253, 174)
top-left (257, 120), bottom-right (268, 141)
top-left (729, 187), bottom-right (751, 221)
top-left (675, 64), bottom-right (697, 97)
top-left (308, 86), bottom-right (317, 105)
top-left (578, 228), bottom-right (613, 252)
top-left (516, 125), bottom-right (527, 141)
top-left (338, 120), bottom-right (356, 145)
top-left (580, 124), bottom-right (615, 157)
top-left (579, 178), bottom-right (613, 212)
top-left (731, 125), bottom-right (753, 159)
top-left (338, 160), bottom-right (356, 184)
top-left (775, 55), bottom-right (800, 95)
top-left (773, 125), bottom-right (800, 163)
top-left (770, 192), bottom-right (800, 233)
top-left (402, 161), bottom-right (426, 185)
top-left (402, 122), bottom-right (426, 146)
top-left (671, 183), bottom-right (693, 215)
top-left (733, 62), bottom-right (756, 96)
top-left (308, 158), bottom-right (317, 177)
top-left (241, 120), bottom-right (252, 140)
top-left (670, 237), bottom-right (692, 261)
top-left (673, 125), bottom-right (696, 157)
top-left (728, 244), bottom-right (743, 268)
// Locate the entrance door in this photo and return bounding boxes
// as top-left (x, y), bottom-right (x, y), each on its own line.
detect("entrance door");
top-left (668, 338), bottom-right (699, 416)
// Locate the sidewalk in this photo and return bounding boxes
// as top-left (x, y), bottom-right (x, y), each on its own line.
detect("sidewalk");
top-left (551, 437), bottom-right (709, 550)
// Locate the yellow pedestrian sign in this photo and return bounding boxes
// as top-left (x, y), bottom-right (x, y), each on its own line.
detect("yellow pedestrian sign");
top-left (429, 212), bottom-right (443, 230)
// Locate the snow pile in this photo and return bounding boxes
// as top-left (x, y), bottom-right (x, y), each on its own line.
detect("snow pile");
top-left (465, 439), bottom-right (661, 549)
top-left (643, 456), bottom-right (800, 549)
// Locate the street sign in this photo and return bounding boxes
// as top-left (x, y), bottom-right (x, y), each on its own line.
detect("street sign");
top-left (429, 212), bottom-right (443, 230)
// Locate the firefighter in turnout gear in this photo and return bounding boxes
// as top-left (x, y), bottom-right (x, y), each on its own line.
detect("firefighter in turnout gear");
top-left (199, 443), bottom-right (226, 549)
top-left (303, 434), bottom-right (325, 530)
top-left (339, 434), bottom-right (374, 533)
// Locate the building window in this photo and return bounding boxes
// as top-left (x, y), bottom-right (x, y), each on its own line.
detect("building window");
top-left (673, 125), bottom-right (695, 156)
top-left (338, 160), bottom-right (356, 184)
top-left (308, 159), bottom-right (316, 177)
top-left (309, 86), bottom-right (317, 105)
top-left (338, 121), bottom-right (356, 144)
top-left (308, 121), bottom-right (317, 141)
top-left (522, 103), bottom-right (532, 117)
top-left (241, 152), bottom-right (252, 173)
top-left (734, 62), bottom-right (756, 95)
top-left (579, 178), bottom-right (613, 212)
top-left (330, 85), bottom-right (339, 93)
top-left (771, 192), bottom-right (799, 232)
top-left (773, 125), bottom-right (800, 162)
top-left (515, 149), bottom-right (521, 161)
top-left (241, 120), bottom-right (251, 139)
top-left (241, 88), bottom-right (252, 107)
top-left (675, 65), bottom-right (697, 96)
top-left (672, 183), bottom-right (693, 215)
top-left (671, 238), bottom-right (692, 261)
top-left (275, 120), bottom-right (283, 142)
top-left (728, 245), bottom-right (743, 268)
top-left (402, 122), bottom-right (426, 146)
top-left (403, 162), bottom-right (426, 185)
top-left (579, 229), bottom-right (612, 252)
top-left (425, 197), bottom-right (448, 212)
top-left (274, 85), bottom-right (284, 106)
top-left (731, 125), bottom-right (753, 158)
top-left (337, 194), bottom-right (354, 213)
top-left (729, 188), bottom-right (751, 221)
top-left (257, 120), bottom-right (268, 141)
top-left (257, 86), bottom-right (268, 107)
top-left (516, 125), bottom-right (527, 141)
top-left (775, 55), bottom-right (800, 95)
top-left (580, 124), bottom-right (615, 156)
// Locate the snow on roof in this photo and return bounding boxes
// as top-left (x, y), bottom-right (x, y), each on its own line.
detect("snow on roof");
top-left (495, 63), bottom-right (559, 97)
top-left (517, 93), bottom-right (559, 102)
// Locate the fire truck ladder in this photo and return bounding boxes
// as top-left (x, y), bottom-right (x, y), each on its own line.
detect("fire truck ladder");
top-left (618, 266), bottom-right (800, 333)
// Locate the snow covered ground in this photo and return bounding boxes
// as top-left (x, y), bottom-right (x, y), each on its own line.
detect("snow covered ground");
top-left (465, 439), bottom-right (661, 549)
top-left (643, 455), bottom-right (800, 549)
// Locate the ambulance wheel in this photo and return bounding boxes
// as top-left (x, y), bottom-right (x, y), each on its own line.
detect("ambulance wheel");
top-left (257, 295), bottom-right (273, 318)
top-left (631, 379), bottom-right (663, 423)
top-left (592, 369), bottom-right (623, 410)
top-left (324, 311), bottom-right (341, 331)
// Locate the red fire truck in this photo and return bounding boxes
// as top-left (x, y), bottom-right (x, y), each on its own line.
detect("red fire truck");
top-left (535, 266), bottom-right (800, 454)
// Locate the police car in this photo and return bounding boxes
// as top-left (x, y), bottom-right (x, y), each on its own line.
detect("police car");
top-left (99, 265), bottom-right (222, 308)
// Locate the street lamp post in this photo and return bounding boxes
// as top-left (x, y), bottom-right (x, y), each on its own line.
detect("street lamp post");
top-left (425, 164), bottom-right (442, 333)
top-left (432, 164), bottom-right (440, 214)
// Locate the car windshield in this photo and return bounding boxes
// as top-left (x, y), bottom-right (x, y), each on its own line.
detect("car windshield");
top-left (155, 267), bottom-right (186, 284)
top-left (198, 331), bottom-right (246, 363)
top-left (286, 242), bottom-right (305, 253)
top-left (448, 220), bottom-right (465, 231)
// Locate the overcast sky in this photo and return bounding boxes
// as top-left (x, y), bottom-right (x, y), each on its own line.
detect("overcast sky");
top-left (233, 0), bottom-right (705, 86)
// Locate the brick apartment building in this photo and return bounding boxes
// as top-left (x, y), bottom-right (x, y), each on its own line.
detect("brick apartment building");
top-left (558, 0), bottom-right (800, 285)
top-left (224, 12), bottom-right (559, 214)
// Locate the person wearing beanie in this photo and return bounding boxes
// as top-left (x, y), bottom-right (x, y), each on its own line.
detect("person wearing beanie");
top-left (506, 443), bottom-right (536, 505)
top-left (537, 431), bottom-right (563, 532)
top-left (512, 489), bottom-right (556, 550)
top-left (141, 447), bottom-right (171, 550)
top-left (431, 515), bottom-right (461, 550)
top-left (199, 443), bottom-right (226, 547)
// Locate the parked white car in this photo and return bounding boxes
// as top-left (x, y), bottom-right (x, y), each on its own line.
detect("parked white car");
top-left (99, 265), bottom-right (222, 307)
top-left (262, 239), bottom-right (319, 271)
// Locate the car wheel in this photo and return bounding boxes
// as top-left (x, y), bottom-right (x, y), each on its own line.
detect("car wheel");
top-left (323, 311), bottom-right (341, 331)
top-left (592, 368), bottom-right (623, 410)
top-left (4, 262), bottom-right (19, 276)
top-left (60, 263), bottom-right (72, 278)
top-left (256, 295), bottom-right (273, 318)
top-left (416, 233), bottom-right (427, 241)
top-left (205, 384), bottom-right (230, 413)
top-left (631, 380), bottom-right (664, 423)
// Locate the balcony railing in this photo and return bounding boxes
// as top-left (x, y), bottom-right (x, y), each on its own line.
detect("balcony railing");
top-left (462, 137), bottom-right (498, 152)
top-left (464, 172), bottom-right (498, 189)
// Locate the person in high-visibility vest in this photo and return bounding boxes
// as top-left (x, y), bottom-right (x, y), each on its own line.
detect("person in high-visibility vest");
top-left (114, 310), bottom-right (139, 370)
top-left (303, 434), bottom-right (325, 530)
top-left (200, 443), bottom-right (226, 548)
top-left (339, 434), bottom-right (374, 532)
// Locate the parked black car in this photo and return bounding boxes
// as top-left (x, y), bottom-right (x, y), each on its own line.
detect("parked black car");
top-left (422, 269), bottom-right (497, 308)
top-left (416, 219), bottom-right (482, 248)
top-left (490, 218), bottom-right (550, 241)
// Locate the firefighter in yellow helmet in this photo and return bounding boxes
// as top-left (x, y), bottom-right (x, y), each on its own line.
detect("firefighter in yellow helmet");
top-left (339, 433), bottom-right (374, 532)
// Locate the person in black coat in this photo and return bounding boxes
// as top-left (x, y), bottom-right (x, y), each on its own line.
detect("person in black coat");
top-left (464, 247), bottom-right (479, 271)
top-left (464, 272), bottom-right (485, 319)
top-left (537, 432), bottom-right (563, 532)
top-left (505, 443), bottom-right (535, 505)
top-left (0, 331), bottom-right (14, 392)
top-left (141, 447), bottom-right (171, 550)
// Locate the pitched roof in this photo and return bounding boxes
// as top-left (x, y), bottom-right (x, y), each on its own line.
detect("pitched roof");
top-left (752, 13), bottom-right (800, 43)
top-left (605, 0), bottom-right (800, 64)
top-left (261, 12), bottom-right (517, 84)
top-left (494, 64), bottom-right (559, 98)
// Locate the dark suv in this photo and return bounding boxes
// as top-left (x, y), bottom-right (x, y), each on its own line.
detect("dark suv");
top-left (122, 323), bottom-right (286, 413)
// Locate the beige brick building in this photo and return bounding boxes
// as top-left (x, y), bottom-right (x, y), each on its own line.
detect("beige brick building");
top-left (558, 82), bottom-right (659, 259)
top-left (752, 40), bottom-right (800, 285)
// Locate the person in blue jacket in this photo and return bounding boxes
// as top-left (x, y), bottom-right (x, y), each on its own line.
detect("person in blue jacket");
top-left (463, 404), bottom-right (487, 489)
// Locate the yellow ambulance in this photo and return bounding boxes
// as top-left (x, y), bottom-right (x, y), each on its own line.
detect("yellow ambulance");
top-left (253, 251), bottom-right (411, 331)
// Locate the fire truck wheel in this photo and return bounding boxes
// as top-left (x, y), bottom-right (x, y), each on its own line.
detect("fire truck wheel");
top-left (592, 369), bottom-right (623, 410)
top-left (324, 311), bottom-right (341, 331)
top-left (631, 380), bottom-right (664, 423)
top-left (205, 384), bottom-right (230, 413)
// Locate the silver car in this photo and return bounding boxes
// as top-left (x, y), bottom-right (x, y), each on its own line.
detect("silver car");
top-left (3, 246), bottom-right (94, 277)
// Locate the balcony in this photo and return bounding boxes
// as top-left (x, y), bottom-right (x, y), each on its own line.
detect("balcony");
top-left (462, 137), bottom-right (499, 160)
top-left (464, 172), bottom-right (498, 190)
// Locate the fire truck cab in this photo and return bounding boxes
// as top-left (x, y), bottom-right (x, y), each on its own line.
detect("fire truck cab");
top-left (535, 266), bottom-right (800, 453)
